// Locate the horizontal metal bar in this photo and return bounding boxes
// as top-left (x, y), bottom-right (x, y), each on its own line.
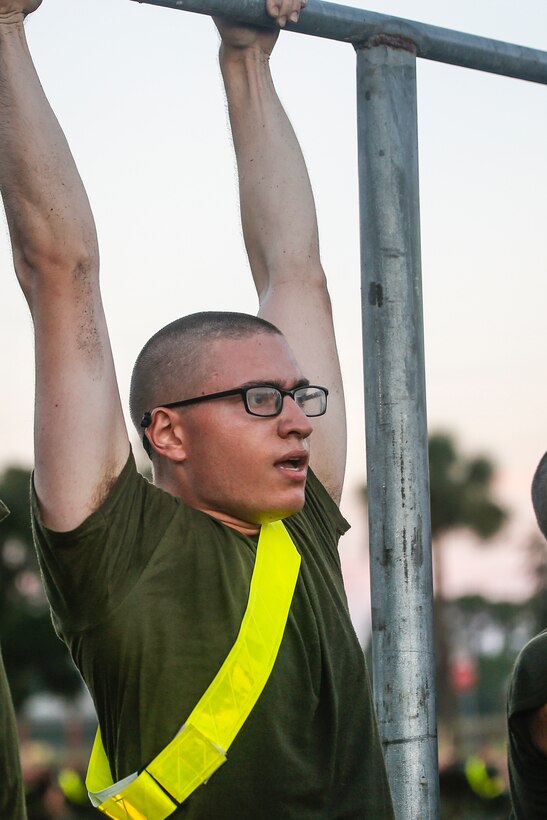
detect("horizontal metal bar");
top-left (131, 0), bottom-right (547, 85)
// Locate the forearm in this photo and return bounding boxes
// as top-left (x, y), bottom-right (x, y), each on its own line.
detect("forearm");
top-left (219, 34), bottom-right (346, 502)
top-left (219, 43), bottom-right (321, 297)
top-left (0, 14), bottom-right (98, 305)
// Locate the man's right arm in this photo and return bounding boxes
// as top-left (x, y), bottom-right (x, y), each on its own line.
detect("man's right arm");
top-left (0, 3), bottom-right (129, 531)
top-left (216, 1), bottom-right (347, 505)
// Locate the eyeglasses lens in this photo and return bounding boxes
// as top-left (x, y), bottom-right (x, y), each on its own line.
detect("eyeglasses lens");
top-left (246, 387), bottom-right (282, 416)
top-left (294, 387), bottom-right (326, 417)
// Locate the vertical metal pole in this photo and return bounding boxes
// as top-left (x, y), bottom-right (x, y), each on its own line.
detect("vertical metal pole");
top-left (356, 40), bottom-right (440, 819)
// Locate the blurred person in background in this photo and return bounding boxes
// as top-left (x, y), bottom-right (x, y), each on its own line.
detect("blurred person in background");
top-left (0, 498), bottom-right (27, 819)
top-left (22, 741), bottom-right (99, 819)
top-left (507, 452), bottom-right (547, 819)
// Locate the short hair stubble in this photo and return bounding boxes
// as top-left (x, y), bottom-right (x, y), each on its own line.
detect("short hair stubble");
top-left (129, 311), bottom-right (282, 437)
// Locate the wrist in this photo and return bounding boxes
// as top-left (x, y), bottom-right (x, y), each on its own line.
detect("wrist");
top-left (219, 41), bottom-right (271, 73)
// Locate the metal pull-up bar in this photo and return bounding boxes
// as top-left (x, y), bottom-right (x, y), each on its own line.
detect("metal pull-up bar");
top-left (131, 2), bottom-right (547, 818)
top-left (132, 0), bottom-right (547, 84)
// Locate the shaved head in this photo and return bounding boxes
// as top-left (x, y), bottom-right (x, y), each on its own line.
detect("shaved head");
top-left (129, 311), bottom-right (282, 442)
top-left (532, 451), bottom-right (547, 540)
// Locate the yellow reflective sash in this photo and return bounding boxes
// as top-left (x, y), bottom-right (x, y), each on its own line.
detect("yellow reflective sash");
top-left (86, 520), bottom-right (301, 819)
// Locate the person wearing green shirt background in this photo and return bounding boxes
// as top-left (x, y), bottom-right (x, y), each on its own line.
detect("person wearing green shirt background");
top-left (507, 452), bottom-right (547, 819)
top-left (0, 500), bottom-right (27, 820)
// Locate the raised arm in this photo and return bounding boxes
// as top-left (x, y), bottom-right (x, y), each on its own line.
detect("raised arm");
top-left (216, 0), bottom-right (347, 503)
top-left (0, 3), bottom-right (129, 530)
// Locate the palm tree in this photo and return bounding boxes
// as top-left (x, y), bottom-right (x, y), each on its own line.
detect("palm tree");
top-left (361, 432), bottom-right (507, 741)
top-left (427, 433), bottom-right (507, 741)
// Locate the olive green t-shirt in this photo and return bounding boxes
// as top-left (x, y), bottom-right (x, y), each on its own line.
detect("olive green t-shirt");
top-left (32, 454), bottom-right (394, 819)
top-left (0, 500), bottom-right (27, 820)
top-left (507, 629), bottom-right (547, 819)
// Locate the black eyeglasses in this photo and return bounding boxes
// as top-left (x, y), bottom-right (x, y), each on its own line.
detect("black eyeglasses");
top-left (140, 384), bottom-right (328, 430)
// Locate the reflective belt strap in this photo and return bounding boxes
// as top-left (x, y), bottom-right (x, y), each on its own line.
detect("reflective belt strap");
top-left (86, 520), bottom-right (301, 819)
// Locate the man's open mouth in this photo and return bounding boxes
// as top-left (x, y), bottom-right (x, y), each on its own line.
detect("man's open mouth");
top-left (275, 453), bottom-right (308, 472)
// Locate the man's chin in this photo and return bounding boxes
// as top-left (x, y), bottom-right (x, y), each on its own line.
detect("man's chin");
top-left (256, 495), bottom-right (306, 524)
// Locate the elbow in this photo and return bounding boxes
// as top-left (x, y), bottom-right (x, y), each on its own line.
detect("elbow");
top-left (14, 241), bottom-right (99, 308)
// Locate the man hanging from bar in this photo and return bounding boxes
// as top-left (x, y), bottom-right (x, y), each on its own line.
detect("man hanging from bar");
top-left (0, 1), bottom-right (395, 817)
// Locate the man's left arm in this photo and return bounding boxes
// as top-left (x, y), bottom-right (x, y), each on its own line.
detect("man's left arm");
top-left (216, 0), bottom-right (347, 504)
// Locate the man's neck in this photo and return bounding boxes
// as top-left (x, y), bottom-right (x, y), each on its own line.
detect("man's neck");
top-left (153, 473), bottom-right (260, 536)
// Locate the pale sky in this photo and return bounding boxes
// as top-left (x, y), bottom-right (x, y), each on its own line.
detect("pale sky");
top-left (1, 0), bottom-right (546, 635)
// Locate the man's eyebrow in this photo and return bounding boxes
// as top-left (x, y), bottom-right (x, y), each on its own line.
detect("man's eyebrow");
top-left (238, 378), bottom-right (310, 390)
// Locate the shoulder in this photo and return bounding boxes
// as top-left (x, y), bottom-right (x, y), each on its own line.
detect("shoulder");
top-left (285, 469), bottom-right (350, 561)
top-left (305, 469), bottom-right (350, 531)
top-left (31, 450), bottom-right (192, 631)
top-left (32, 451), bottom-right (179, 540)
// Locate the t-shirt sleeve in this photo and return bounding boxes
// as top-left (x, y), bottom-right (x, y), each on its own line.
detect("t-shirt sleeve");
top-left (287, 468), bottom-right (350, 569)
top-left (307, 468), bottom-right (350, 538)
top-left (31, 450), bottom-right (180, 635)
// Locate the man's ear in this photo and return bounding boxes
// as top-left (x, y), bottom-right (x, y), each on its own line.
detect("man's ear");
top-left (145, 408), bottom-right (187, 463)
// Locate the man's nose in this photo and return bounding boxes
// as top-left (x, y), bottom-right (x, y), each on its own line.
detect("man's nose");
top-left (277, 397), bottom-right (313, 438)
